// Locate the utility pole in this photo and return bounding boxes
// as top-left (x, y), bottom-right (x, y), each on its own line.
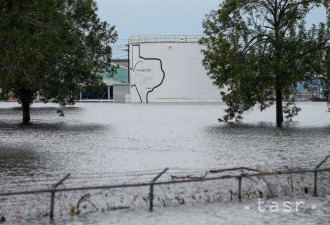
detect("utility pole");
top-left (124, 42), bottom-right (130, 84)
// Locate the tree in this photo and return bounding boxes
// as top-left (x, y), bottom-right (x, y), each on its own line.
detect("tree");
top-left (0, 0), bottom-right (117, 124)
top-left (305, 12), bottom-right (330, 102)
top-left (200, 0), bottom-right (330, 127)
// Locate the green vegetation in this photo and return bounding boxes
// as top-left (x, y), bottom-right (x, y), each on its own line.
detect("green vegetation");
top-left (0, 0), bottom-right (117, 124)
top-left (201, 0), bottom-right (330, 127)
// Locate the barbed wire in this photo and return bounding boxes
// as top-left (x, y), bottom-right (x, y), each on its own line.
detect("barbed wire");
top-left (1, 156), bottom-right (328, 190)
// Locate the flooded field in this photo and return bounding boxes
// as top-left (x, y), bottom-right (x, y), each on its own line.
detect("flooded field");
top-left (1, 102), bottom-right (330, 224)
top-left (1, 102), bottom-right (330, 177)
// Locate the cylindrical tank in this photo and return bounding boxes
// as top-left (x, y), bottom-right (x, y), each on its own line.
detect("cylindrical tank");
top-left (128, 35), bottom-right (221, 103)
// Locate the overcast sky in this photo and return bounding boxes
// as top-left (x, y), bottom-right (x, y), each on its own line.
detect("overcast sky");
top-left (96, 0), bottom-right (327, 58)
top-left (96, 0), bottom-right (220, 58)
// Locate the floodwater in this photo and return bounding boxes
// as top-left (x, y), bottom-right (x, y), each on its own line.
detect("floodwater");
top-left (1, 102), bottom-right (330, 224)
top-left (1, 102), bottom-right (330, 178)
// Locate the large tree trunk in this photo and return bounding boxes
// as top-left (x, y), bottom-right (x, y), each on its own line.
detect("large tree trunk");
top-left (16, 87), bottom-right (34, 124)
top-left (275, 88), bottom-right (283, 128)
top-left (22, 100), bottom-right (31, 124)
top-left (274, 19), bottom-right (284, 128)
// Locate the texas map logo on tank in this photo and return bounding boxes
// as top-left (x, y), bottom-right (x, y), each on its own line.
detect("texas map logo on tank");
top-left (133, 61), bottom-right (152, 73)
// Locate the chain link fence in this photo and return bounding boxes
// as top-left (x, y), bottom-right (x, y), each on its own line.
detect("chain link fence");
top-left (0, 156), bottom-right (329, 224)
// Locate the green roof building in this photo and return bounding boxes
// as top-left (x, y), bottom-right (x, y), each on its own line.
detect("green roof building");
top-left (100, 66), bottom-right (129, 85)
top-left (80, 61), bottom-right (130, 102)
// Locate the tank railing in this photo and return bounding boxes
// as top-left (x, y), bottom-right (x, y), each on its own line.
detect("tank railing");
top-left (129, 35), bottom-right (204, 43)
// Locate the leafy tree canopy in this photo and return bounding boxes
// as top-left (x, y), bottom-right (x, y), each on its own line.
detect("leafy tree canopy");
top-left (0, 0), bottom-right (117, 124)
top-left (200, 0), bottom-right (330, 127)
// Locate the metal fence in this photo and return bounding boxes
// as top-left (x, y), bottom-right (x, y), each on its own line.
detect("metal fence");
top-left (0, 156), bottom-right (329, 224)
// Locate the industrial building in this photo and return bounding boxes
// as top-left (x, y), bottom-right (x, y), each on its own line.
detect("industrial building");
top-left (127, 35), bottom-right (221, 103)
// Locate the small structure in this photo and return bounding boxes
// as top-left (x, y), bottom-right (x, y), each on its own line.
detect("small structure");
top-left (79, 60), bottom-right (130, 103)
top-left (295, 80), bottom-right (325, 102)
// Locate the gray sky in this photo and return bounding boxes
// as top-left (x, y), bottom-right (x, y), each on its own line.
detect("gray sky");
top-left (97, 0), bottom-right (220, 58)
top-left (96, 0), bottom-right (326, 58)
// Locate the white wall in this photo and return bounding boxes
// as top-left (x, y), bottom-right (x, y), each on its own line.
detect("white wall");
top-left (113, 84), bottom-right (130, 103)
top-left (129, 42), bottom-right (221, 103)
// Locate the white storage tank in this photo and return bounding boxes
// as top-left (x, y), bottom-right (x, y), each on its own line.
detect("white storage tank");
top-left (128, 35), bottom-right (221, 103)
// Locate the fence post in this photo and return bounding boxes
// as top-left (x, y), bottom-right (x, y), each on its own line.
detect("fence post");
top-left (50, 173), bottom-right (71, 221)
top-left (314, 156), bottom-right (329, 197)
top-left (50, 190), bottom-right (55, 221)
top-left (314, 171), bottom-right (318, 197)
top-left (149, 168), bottom-right (169, 212)
top-left (238, 176), bottom-right (242, 202)
top-left (149, 184), bottom-right (154, 211)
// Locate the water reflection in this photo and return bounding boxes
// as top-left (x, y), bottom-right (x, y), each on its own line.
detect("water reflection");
top-left (0, 144), bottom-right (41, 175)
top-left (0, 104), bottom-right (111, 182)
top-left (203, 122), bottom-right (330, 169)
